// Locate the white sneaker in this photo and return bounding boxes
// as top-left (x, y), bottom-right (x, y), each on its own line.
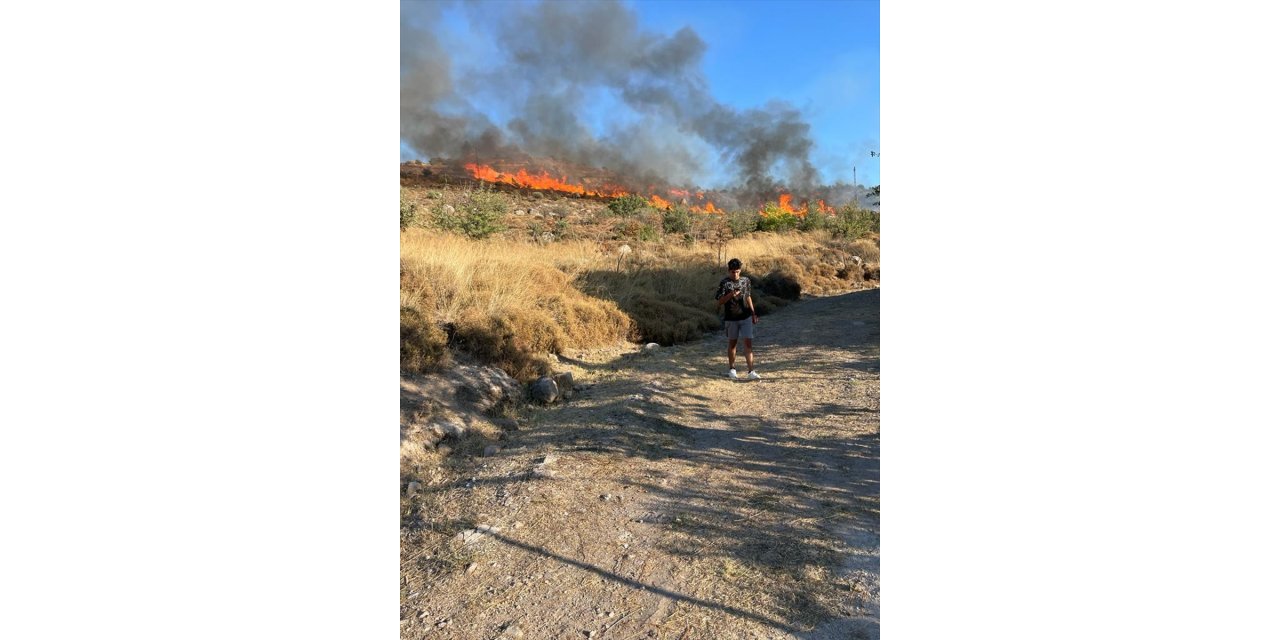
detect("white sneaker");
top-left (747, 370), bottom-right (761, 380)
top-left (728, 368), bottom-right (739, 379)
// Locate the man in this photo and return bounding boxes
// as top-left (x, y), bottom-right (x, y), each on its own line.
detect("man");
top-left (715, 258), bottom-right (760, 380)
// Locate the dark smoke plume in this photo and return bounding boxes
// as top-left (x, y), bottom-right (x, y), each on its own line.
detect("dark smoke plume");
top-left (402, 0), bottom-right (840, 202)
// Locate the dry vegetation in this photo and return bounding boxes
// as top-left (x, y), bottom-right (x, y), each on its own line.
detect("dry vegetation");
top-left (400, 179), bottom-right (880, 382)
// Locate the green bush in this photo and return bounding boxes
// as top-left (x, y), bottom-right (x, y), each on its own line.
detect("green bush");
top-left (607, 194), bottom-right (649, 217)
top-left (725, 211), bottom-right (758, 237)
top-left (757, 203), bottom-right (798, 233)
top-left (400, 191), bottom-right (419, 230)
top-left (798, 205), bottom-right (831, 233)
top-left (661, 207), bottom-right (695, 235)
top-left (832, 206), bottom-right (879, 238)
top-left (637, 224), bottom-right (660, 242)
top-left (434, 188), bottom-right (508, 239)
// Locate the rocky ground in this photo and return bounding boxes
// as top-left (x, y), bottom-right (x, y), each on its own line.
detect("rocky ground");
top-left (401, 288), bottom-right (879, 639)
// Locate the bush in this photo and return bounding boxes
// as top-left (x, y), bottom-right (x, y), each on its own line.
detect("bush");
top-left (434, 188), bottom-right (508, 239)
top-left (459, 189), bottom-right (507, 239)
top-left (607, 194), bottom-right (649, 217)
top-left (798, 206), bottom-right (831, 233)
top-left (832, 206), bottom-right (879, 239)
top-left (661, 207), bottom-right (694, 235)
top-left (613, 220), bottom-right (661, 242)
top-left (725, 210), bottom-right (758, 237)
top-left (400, 191), bottom-right (419, 230)
top-left (758, 203), bottom-right (799, 233)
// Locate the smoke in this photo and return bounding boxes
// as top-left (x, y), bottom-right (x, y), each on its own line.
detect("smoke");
top-left (401, 0), bottom-right (829, 200)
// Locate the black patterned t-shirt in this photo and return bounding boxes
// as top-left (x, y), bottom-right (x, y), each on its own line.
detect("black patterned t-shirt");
top-left (716, 276), bottom-right (753, 321)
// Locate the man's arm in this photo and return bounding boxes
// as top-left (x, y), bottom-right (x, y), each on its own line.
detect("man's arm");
top-left (747, 294), bottom-right (758, 323)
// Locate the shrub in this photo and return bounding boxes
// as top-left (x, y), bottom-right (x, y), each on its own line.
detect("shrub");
top-left (758, 203), bottom-right (799, 233)
top-left (435, 188), bottom-right (508, 239)
top-left (613, 220), bottom-right (661, 242)
top-left (607, 194), bottom-right (649, 217)
top-left (758, 271), bottom-right (802, 300)
top-left (400, 191), bottom-right (419, 230)
top-left (832, 206), bottom-right (880, 239)
top-left (725, 210), bottom-right (758, 237)
top-left (458, 189), bottom-right (507, 239)
top-left (661, 207), bottom-right (695, 235)
top-left (798, 206), bottom-right (831, 233)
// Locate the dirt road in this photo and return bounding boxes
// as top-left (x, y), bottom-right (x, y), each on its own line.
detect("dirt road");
top-left (402, 288), bottom-right (879, 639)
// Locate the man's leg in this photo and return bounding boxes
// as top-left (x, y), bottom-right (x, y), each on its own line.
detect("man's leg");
top-left (727, 338), bottom-right (738, 370)
top-left (744, 338), bottom-right (754, 372)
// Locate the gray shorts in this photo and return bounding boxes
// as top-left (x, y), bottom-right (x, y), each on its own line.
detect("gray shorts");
top-left (725, 318), bottom-right (754, 340)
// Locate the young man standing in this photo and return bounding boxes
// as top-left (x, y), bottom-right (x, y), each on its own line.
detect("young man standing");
top-left (715, 258), bottom-right (760, 380)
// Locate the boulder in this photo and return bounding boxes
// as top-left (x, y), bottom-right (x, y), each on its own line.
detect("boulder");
top-left (552, 371), bottom-right (575, 400)
top-left (530, 377), bottom-right (559, 404)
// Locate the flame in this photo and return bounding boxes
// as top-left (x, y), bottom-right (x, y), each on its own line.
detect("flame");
top-left (760, 193), bottom-right (837, 218)
top-left (463, 163), bottom-right (628, 198)
top-left (464, 161), bottom-right (728, 214)
top-left (649, 194), bottom-right (672, 209)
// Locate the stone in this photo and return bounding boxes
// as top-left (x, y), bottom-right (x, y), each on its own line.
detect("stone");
top-left (483, 445), bottom-right (500, 457)
top-left (438, 422), bottom-right (466, 439)
top-left (530, 377), bottom-right (559, 404)
top-left (497, 624), bottom-right (525, 639)
top-left (552, 371), bottom-right (575, 400)
top-left (644, 342), bottom-right (660, 351)
top-left (442, 204), bottom-right (455, 215)
top-left (406, 482), bottom-right (422, 497)
top-left (465, 563), bottom-right (478, 574)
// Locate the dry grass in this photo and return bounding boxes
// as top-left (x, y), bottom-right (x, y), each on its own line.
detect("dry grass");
top-left (400, 184), bottom-right (879, 380)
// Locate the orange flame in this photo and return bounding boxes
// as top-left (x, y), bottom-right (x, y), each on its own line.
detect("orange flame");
top-left (463, 163), bottom-right (628, 198)
top-left (464, 161), bottom-right (729, 214)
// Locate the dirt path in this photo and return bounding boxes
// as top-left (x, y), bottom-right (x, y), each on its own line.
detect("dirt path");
top-left (402, 289), bottom-right (879, 639)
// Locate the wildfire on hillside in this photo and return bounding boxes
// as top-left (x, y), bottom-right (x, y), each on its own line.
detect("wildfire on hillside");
top-left (414, 158), bottom-right (849, 216)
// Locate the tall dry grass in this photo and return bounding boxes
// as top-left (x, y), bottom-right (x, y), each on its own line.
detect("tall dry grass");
top-left (401, 229), bottom-right (877, 380)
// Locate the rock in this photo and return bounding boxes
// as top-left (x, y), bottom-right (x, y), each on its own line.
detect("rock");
top-left (530, 377), bottom-right (559, 404)
top-left (495, 417), bottom-right (520, 432)
top-left (643, 342), bottom-right (660, 351)
top-left (513, 521), bottom-right (524, 529)
top-left (424, 425), bottom-right (447, 446)
top-left (483, 445), bottom-right (500, 457)
top-left (453, 366), bottom-right (521, 412)
top-left (497, 623), bottom-right (525, 639)
top-left (476, 524), bottom-right (502, 534)
top-left (514, 209), bottom-right (527, 216)
top-left (531, 465), bottom-right (557, 479)
top-left (466, 563), bottom-right (478, 574)
top-left (552, 371), bottom-right (575, 400)
top-left (442, 204), bottom-right (455, 215)
top-left (437, 422), bottom-right (466, 439)
top-left (406, 481), bottom-right (422, 497)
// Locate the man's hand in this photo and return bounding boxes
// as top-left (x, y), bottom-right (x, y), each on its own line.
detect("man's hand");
top-left (751, 314), bottom-right (759, 325)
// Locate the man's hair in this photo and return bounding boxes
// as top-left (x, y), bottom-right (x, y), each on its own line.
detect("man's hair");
top-left (727, 258), bottom-right (742, 269)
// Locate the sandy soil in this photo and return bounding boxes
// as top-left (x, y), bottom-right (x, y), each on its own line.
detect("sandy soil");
top-left (402, 288), bottom-right (879, 639)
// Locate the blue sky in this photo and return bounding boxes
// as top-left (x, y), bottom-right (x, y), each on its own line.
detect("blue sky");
top-left (632, 0), bottom-right (880, 185)
top-left (410, 0), bottom-right (879, 187)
